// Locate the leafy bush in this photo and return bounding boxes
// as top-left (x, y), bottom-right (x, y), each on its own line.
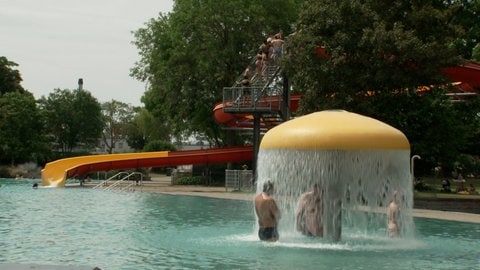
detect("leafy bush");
top-left (456, 154), bottom-right (480, 177)
top-left (0, 166), bottom-right (11, 178)
top-left (414, 178), bottom-right (433, 192)
top-left (143, 140), bottom-right (177, 152)
top-left (175, 176), bottom-right (206, 185)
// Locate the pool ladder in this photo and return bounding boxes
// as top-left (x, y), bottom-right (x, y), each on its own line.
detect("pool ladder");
top-left (93, 172), bottom-right (144, 192)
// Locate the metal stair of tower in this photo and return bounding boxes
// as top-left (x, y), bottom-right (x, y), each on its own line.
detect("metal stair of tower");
top-left (222, 53), bottom-right (286, 127)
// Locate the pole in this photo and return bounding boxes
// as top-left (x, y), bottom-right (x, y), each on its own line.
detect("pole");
top-left (411, 155), bottom-right (421, 186)
top-left (78, 78), bottom-right (83, 90)
top-left (252, 113), bottom-right (261, 182)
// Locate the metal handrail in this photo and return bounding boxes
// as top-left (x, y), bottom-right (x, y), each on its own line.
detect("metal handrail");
top-left (103, 177), bottom-right (129, 191)
top-left (104, 172), bottom-right (143, 191)
top-left (254, 65), bottom-right (282, 103)
top-left (92, 171), bottom-right (131, 189)
top-left (223, 54), bottom-right (283, 113)
top-left (120, 182), bottom-right (136, 192)
top-left (233, 54), bottom-right (259, 88)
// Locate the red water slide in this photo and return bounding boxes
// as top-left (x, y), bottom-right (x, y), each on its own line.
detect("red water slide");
top-left (213, 62), bottom-right (480, 128)
top-left (441, 61), bottom-right (480, 91)
top-left (213, 94), bottom-right (302, 129)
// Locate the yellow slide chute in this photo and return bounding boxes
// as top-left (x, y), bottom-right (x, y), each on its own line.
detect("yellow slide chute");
top-left (41, 152), bottom-right (169, 187)
top-left (41, 146), bottom-right (254, 187)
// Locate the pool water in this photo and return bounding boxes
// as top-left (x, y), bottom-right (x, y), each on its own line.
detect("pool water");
top-left (1, 179), bottom-right (479, 270)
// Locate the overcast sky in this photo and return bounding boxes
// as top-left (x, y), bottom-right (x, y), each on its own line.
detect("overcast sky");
top-left (0, 0), bottom-right (173, 106)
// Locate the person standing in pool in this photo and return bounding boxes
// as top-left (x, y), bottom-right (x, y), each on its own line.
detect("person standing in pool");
top-left (387, 190), bottom-right (401, 238)
top-left (254, 180), bottom-right (281, 242)
top-left (296, 183), bottom-right (323, 237)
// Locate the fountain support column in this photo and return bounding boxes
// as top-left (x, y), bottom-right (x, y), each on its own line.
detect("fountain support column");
top-left (323, 183), bottom-right (342, 241)
top-left (252, 112), bottom-right (261, 175)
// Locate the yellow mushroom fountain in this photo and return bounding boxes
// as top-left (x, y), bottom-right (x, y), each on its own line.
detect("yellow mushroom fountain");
top-left (257, 110), bottom-right (413, 241)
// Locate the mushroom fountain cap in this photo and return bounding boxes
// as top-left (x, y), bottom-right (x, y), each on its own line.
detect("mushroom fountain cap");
top-left (260, 110), bottom-right (409, 150)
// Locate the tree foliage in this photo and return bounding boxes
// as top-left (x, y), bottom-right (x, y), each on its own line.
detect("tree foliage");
top-left (143, 139), bottom-right (177, 152)
top-left (360, 90), bottom-right (480, 173)
top-left (282, 0), bottom-right (477, 171)
top-left (101, 100), bottom-right (137, 154)
top-left (0, 57), bottom-right (49, 165)
top-left (126, 108), bottom-right (170, 151)
top-left (473, 43), bottom-right (480, 61)
top-left (283, 0), bottom-right (462, 111)
top-left (131, 0), bottom-right (300, 146)
top-left (0, 92), bottom-right (46, 164)
top-left (38, 88), bottom-right (104, 153)
top-left (0, 56), bottom-right (25, 95)
top-left (447, 0), bottom-right (480, 59)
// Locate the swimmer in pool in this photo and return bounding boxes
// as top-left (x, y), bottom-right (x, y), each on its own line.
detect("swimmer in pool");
top-left (387, 190), bottom-right (401, 238)
top-left (254, 180), bottom-right (281, 242)
top-left (296, 183), bottom-right (323, 237)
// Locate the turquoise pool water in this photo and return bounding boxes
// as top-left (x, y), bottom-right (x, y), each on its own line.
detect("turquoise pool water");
top-left (1, 179), bottom-right (479, 270)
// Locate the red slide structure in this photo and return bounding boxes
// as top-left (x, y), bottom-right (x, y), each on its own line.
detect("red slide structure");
top-left (42, 146), bottom-right (253, 187)
top-left (213, 62), bottom-right (480, 129)
top-left (213, 94), bottom-right (302, 129)
top-left (442, 61), bottom-right (480, 89)
top-left (441, 61), bottom-right (480, 97)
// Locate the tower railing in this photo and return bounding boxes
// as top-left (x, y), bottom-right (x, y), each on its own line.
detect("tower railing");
top-left (223, 61), bottom-right (283, 114)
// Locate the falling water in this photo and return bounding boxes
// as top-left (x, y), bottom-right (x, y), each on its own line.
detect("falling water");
top-left (256, 148), bottom-right (414, 241)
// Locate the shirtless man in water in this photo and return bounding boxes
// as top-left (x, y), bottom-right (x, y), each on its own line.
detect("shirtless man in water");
top-left (296, 184), bottom-right (324, 237)
top-left (387, 190), bottom-right (401, 238)
top-left (254, 180), bottom-right (281, 242)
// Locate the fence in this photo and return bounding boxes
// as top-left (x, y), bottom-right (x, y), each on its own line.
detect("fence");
top-left (225, 169), bottom-right (253, 191)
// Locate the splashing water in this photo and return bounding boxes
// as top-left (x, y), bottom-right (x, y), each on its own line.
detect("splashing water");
top-left (256, 148), bottom-right (414, 242)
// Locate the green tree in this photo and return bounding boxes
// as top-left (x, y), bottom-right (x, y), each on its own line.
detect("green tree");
top-left (101, 100), bottom-right (137, 154)
top-left (0, 56), bottom-right (25, 95)
top-left (0, 57), bottom-right (50, 165)
top-left (447, 0), bottom-right (480, 59)
top-left (360, 90), bottom-right (480, 172)
top-left (0, 92), bottom-right (46, 164)
top-left (131, 0), bottom-right (300, 146)
top-left (473, 43), bottom-right (480, 61)
top-left (282, 0), bottom-right (476, 172)
top-left (38, 88), bottom-right (103, 153)
top-left (283, 0), bottom-right (462, 112)
top-left (143, 140), bottom-right (177, 152)
top-left (126, 108), bottom-right (170, 151)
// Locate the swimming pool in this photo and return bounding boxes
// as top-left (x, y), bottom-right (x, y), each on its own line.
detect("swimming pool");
top-left (1, 179), bottom-right (479, 269)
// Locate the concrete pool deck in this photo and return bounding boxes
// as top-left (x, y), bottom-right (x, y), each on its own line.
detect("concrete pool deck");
top-left (120, 176), bottom-right (480, 224)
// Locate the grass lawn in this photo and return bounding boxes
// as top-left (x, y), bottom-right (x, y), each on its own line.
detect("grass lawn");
top-left (414, 176), bottom-right (480, 200)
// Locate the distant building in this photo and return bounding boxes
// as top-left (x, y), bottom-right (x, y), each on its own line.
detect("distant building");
top-left (92, 138), bottom-right (134, 154)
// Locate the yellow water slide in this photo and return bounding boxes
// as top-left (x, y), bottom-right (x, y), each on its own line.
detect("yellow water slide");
top-left (41, 146), bottom-right (254, 187)
top-left (41, 152), bottom-right (169, 187)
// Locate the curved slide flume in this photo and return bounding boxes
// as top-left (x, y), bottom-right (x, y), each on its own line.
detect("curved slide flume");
top-left (213, 94), bottom-right (302, 129)
top-left (41, 146), bottom-right (253, 187)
